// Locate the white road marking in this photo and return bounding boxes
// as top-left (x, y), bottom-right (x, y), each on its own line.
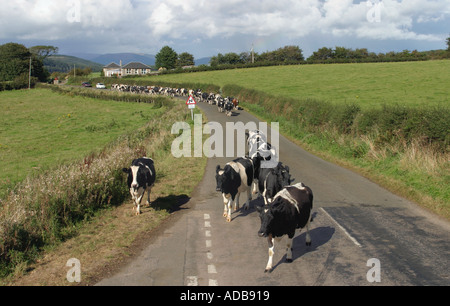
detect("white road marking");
top-left (320, 207), bottom-right (362, 248)
top-left (187, 276), bottom-right (198, 286)
top-left (204, 212), bottom-right (218, 285)
top-left (207, 251), bottom-right (213, 260)
top-left (208, 264), bottom-right (217, 274)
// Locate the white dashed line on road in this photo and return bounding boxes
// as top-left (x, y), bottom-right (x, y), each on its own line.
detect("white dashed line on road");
top-left (208, 264), bottom-right (217, 274)
top-left (186, 276), bottom-right (198, 286)
top-left (204, 213), bottom-right (218, 286)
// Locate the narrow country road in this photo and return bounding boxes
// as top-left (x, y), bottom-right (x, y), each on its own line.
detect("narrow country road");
top-left (96, 98), bottom-right (450, 286)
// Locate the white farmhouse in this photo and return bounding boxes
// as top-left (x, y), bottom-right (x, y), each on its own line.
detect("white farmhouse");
top-left (103, 62), bottom-right (152, 77)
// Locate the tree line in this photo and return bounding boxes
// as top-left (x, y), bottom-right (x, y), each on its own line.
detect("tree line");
top-left (208, 44), bottom-right (450, 67)
top-left (0, 43), bottom-right (56, 90)
top-left (210, 45), bottom-right (305, 66)
top-left (156, 35), bottom-right (449, 76)
top-left (2, 37), bottom-right (449, 90)
top-left (155, 46), bottom-right (195, 70)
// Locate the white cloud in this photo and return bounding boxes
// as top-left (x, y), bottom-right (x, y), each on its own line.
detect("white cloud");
top-left (0, 0), bottom-right (448, 55)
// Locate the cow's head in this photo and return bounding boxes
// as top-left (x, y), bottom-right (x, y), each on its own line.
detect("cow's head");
top-left (215, 165), bottom-right (225, 192)
top-left (277, 165), bottom-right (293, 187)
top-left (123, 164), bottom-right (146, 193)
top-left (256, 205), bottom-right (273, 237)
top-left (215, 165), bottom-right (236, 193)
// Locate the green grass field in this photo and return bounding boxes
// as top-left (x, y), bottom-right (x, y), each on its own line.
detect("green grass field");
top-left (0, 88), bottom-right (165, 194)
top-left (0, 87), bottom-right (208, 280)
top-left (151, 60), bottom-right (449, 109)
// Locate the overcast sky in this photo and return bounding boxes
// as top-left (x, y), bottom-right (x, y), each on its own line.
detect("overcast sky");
top-left (0, 0), bottom-right (449, 59)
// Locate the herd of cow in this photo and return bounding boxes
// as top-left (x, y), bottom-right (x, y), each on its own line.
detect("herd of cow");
top-left (118, 84), bottom-right (314, 272)
top-left (111, 84), bottom-right (189, 97)
top-left (110, 84), bottom-right (240, 116)
top-left (214, 130), bottom-right (313, 272)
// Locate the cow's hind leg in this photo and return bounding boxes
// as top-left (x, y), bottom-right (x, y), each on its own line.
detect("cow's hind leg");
top-left (252, 180), bottom-right (259, 195)
top-left (234, 192), bottom-right (240, 211)
top-left (145, 187), bottom-right (152, 206)
top-left (286, 236), bottom-right (294, 263)
top-left (243, 188), bottom-right (252, 210)
top-left (305, 218), bottom-right (312, 246)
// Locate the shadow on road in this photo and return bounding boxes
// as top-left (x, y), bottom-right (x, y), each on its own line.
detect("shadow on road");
top-left (151, 194), bottom-right (191, 213)
top-left (271, 226), bottom-right (336, 272)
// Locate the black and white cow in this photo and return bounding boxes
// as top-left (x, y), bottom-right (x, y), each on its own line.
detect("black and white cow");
top-left (258, 162), bottom-right (293, 204)
top-left (122, 157), bottom-right (156, 215)
top-left (247, 130), bottom-right (276, 161)
top-left (247, 130), bottom-right (267, 149)
top-left (215, 157), bottom-right (254, 222)
top-left (256, 182), bottom-right (313, 272)
top-left (201, 92), bottom-right (209, 102)
top-left (246, 130), bottom-right (278, 195)
top-left (224, 99), bottom-right (234, 116)
top-left (217, 97), bottom-right (225, 112)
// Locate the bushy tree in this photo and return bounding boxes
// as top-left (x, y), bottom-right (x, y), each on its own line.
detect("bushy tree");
top-left (310, 47), bottom-right (334, 60)
top-left (29, 45), bottom-right (58, 61)
top-left (273, 45), bottom-right (304, 62)
top-left (155, 46), bottom-right (178, 69)
top-left (177, 52), bottom-right (194, 67)
top-left (0, 42), bottom-right (50, 82)
top-left (0, 43), bottom-right (32, 82)
top-left (210, 52), bottom-right (242, 66)
top-left (210, 46), bottom-right (304, 66)
top-left (254, 45), bottom-right (304, 62)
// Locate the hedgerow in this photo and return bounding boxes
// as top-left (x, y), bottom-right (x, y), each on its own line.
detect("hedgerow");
top-left (0, 92), bottom-right (179, 277)
top-left (222, 84), bottom-right (449, 151)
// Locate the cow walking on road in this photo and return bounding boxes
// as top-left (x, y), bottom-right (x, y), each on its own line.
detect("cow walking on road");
top-left (256, 182), bottom-right (313, 272)
top-left (258, 162), bottom-right (293, 205)
top-left (215, 157), bottom-right (254, 222)
top-left (123, 157), bottom-right (156, 215)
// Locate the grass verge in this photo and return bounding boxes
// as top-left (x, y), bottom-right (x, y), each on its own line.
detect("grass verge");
top-left (241, 100), bottom-right (449, 220)
top-left (0, 89), bottom-right (207, 284)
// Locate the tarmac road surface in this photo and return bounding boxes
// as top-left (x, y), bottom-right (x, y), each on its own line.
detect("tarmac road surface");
top-left (97, 98), bottom-right (450, 286)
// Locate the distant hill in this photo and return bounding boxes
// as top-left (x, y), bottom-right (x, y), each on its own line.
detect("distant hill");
top-left (195, 57), bottom-right (211, 66)
top-left (71, 52), bottom-right (211, 67)
top-left (44, 55), bottom-right (104, 73)
top-left (90, 53), bottom-right (156, 66)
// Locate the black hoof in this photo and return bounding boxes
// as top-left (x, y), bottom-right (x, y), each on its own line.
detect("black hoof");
top-left (286, 258), bottom-right (293, 263)
top-left (306, 241), bottom-right (312, 246)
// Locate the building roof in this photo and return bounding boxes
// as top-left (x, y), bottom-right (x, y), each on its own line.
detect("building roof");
top-left (104, 62), bottom-right (121, 69)
top-left (122, 62), bottom-right (151, 69)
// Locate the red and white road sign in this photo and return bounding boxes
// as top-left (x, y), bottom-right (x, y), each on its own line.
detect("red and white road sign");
top-left (186, 95), bottom-right (197, 105)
